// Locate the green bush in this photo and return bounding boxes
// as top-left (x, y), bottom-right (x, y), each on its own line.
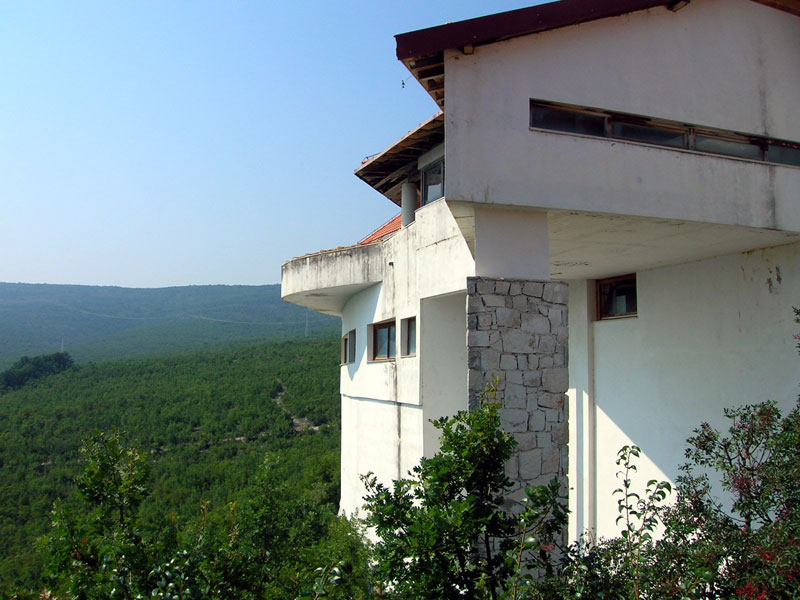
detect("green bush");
top-left (358, 393), bottom-right (800, 600)
top-left (510, 400), bottom-right (800, 600)
top-left (362, 399), bottom-right (516, 600)
top-left (41, 431), bottom-right (374, 600)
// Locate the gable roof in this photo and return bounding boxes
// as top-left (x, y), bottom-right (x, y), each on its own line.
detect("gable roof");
top-left (396, 0), bottom-right (800, 108)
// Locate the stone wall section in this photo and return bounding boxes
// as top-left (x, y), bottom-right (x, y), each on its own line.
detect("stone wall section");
top-left (467, 276), bottom-right (569, 506)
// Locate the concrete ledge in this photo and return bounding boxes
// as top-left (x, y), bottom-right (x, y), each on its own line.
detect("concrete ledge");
top-left (281, 244), bottom-right (385, 316)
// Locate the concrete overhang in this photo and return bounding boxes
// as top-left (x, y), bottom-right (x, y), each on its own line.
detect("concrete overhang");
top-left (548, 211), bottom-right (800, 279)
top-left (448, 201), bottom-right (800, 280)
top-left (281, 243), bottom-right (385, 316)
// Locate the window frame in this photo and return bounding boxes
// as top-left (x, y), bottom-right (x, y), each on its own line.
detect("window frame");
top-left (530, 99), bottom-right (800, 167)
top-left (370, 319), bottom-right (397, 361)
top-left (596, 274), bottom-right (638, 320)
top-left (341, 329), bottom-right (356, 364)
top-left (421, 159), bottom-right (445, 205)
top-left (401, 316), bottom-right (417, 357)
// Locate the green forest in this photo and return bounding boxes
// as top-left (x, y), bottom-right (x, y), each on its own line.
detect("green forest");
top-left (3, 339), bottom-right (797, 599)
top-left (0, 337), bottom-right (346, 597)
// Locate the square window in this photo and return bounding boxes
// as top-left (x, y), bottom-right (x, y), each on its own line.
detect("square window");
top-left (370, 320), bottom-right (396, 360)
top-left (401, 317), bottom-right (416, 356)
top-left (597, 274), bottom-right (637, 320)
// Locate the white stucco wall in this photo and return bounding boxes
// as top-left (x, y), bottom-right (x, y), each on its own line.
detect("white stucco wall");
top-left (420, 292), bottom-right (469, 457)
top-left (444, 0), bottom-right (800, 231)
top-left (568, 242), bottom-right (800, 540)
top-left (337, 199), bottom-right (475, 515)
top-left (567, 280), bottom-right (596, 541)
top-left (474, 207), bottom-right (550, 280)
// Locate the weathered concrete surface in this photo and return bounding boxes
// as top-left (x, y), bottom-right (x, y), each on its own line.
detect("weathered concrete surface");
top-left (281, 243), bottom-right (385, 315)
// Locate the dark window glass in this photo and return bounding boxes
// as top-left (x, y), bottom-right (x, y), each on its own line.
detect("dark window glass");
top-left (403, 317), bottom-right (416, 356)
top-left (348, 329), bottom-right (356, 363)
top-left (530, 99), bottom-right (800, 167)
top-left (597, 275), bottom-right (637, 319)
top-left (341, 329), bottom-right (357, 364)
top-left (422, 161), bottom-right (444, 205)
top-left (376, 327), bottom-right (388, 357)
top-left (531, 105), bottom-right (606, 136)
top-left (768, 144), bottom-right (800, 167)
top-left (372, 322), bottom-right (396, 360)
top-left (610, 121), bottom-right (686, 148)
top-left (695, 135), bottom-right (763, 160)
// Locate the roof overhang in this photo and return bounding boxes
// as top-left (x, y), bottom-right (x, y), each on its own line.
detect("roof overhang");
top-left (395, 0), bottom-right (800, 108)
top-left (354, 112), bottom-right (444, 204)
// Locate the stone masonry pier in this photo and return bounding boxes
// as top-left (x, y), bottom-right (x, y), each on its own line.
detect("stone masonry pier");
top-left (466, 276), bottom-right (569, 508)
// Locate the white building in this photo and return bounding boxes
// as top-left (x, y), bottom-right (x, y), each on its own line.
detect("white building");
top-left (282, 0), bottom-right (800, 540)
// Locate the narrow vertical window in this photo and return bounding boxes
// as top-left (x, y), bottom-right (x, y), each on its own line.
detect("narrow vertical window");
top-left (341, 329), bottom-right (356, 364)
top-left (401, 317), bottom-right (416, 356)
top-left (421, 160), bottom-right (444, 205)
top-left (347, 329), bottom-right (356, 363)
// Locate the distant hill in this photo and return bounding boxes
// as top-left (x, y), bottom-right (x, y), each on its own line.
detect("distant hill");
top-left (0, 282), bottom-right (337, 368)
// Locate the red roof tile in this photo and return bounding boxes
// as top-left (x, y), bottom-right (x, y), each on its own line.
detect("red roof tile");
top-left (359, 213), bottom-right (402, 245)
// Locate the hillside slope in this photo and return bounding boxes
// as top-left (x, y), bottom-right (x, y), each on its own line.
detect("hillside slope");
top-left (0, 337), bottom-right (341, 592)
top-left (0, 282), bottom-right (337, 368)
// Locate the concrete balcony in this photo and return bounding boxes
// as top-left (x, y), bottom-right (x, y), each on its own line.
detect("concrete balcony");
top-left (281, 243), bottom-right (385, 316)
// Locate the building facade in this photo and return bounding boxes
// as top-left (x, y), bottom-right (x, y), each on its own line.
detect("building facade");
top-left (282, 0), bottom-right (800, 540)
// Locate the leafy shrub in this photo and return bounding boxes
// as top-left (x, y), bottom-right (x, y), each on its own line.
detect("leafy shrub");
top-left (362, 399), bottom-right (516, 600)
top-left (42, 430), bottom-right (373, 600)
top-left (514, 400), bottom-right (800, 600)
top-left (358, 392), bottom-right (800, 600)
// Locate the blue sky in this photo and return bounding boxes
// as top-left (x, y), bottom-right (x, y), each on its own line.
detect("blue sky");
top-left (1, 1), bottom-right (538, 287)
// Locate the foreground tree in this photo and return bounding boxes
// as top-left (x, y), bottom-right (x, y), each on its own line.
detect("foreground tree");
top-left (43, 429), bottom-right (152, 599)
top-left (515, 400), bottom-right (800, 600)
top-left (358, 390), bottom-right (799, 600)
top-left (362, 399), bottom-right (517, 600)
top-left (42, 430), bottom-right (373, 599)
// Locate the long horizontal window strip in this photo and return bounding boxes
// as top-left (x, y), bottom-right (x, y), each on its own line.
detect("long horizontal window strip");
top-left (530, 99), bottom-right (800, 167)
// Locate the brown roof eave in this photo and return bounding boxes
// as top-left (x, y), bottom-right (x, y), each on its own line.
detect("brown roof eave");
top-left (396, 0), bottom-right (800, 61)
top-left (395, 0), bottom-right (671, 61)
top-left (750, 0), bottom-right (800, 16)
top-left (355, 113), bottom-right (445, 204)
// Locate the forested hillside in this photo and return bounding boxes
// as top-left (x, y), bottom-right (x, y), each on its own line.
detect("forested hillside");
top-left (0, 337), bottom-right (342, 594)
top-left (0, 282), bottom-right (337, 368)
